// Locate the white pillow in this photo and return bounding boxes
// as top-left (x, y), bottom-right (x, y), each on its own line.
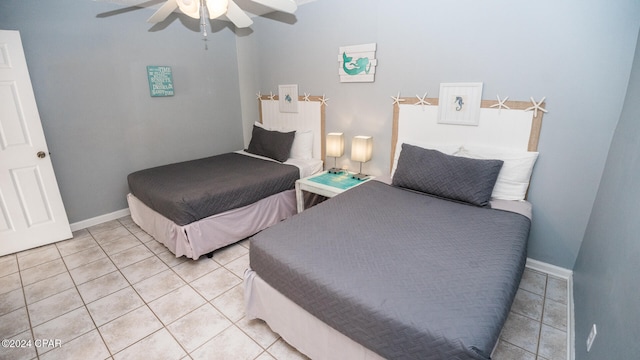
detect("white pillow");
top-left (390, 140), bottom-right (463, 176)
top-left (289, 130), bottom-right (313, 159)
top-left (253, 122), bottom-right (313, 160)
top-left (456, 145), bottom-right (539, 201)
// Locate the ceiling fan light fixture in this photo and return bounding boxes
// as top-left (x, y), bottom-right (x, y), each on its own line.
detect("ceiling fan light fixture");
top-left (145, 0), bottom-right (298, 31)
top-left (176, 0), bottom-right (200, 19)
top-left (207, 0), bottom-right (229, 19)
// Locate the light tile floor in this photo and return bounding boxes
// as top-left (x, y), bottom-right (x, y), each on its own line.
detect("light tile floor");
top-left (0, 216), bottom-right (568, 360)
top-left (494, 268), bottom-right (569, 360)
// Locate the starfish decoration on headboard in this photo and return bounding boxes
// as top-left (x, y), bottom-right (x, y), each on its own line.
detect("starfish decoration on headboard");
top-left (414, 92), bottom-right (432, 109)
top-left (256, 91), bottom-right (262, 100)
top-left (268, 91), bottom-right (276, 101)
top-left (525, 97), bottom-right (548, 118)
top-left (303, 93), bottom-right (311, 102)
top-left (319, 94), bottom-right (329, 106)
top-left (489, 95), bottom-right (511, 113)
top-left (391, 92), bottom-right (406, 105)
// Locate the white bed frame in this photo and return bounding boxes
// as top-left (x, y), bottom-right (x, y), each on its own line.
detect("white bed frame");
top-left (390, 98), bottom-right (542, 169)
top-left (244, 96), bottom-right (545, 359)
top-left (127, 96), bottom-right (326, 260)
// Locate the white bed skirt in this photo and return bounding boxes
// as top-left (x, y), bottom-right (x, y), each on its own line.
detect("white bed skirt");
top-left (127, 190), bottom-right (296, 259)
top-left (244, 269), bottom-right (385, 360)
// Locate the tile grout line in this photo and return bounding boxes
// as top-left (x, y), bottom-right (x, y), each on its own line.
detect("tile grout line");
top-left (96, 218), bottom-right (190, 359)
top-left (68, 228), bottom-right (113, 360)
top-left (63, 221), bottom-right (161, 358)
top-left (210, 244), bottom-right (287, 358)
top-left (98, 219), bottom-right (154, 359)
top-left (20, 240), bottom-right (91, 359)
top-left (108, 217), bottom-right (253, 358)
top-left (6, 225), bottom-right (251, 360)
top-left (15, 252), bottom-right (38, 360)
top-left (499, 273), bottom-right (547, 359)
top-left (92, 220), bottom-right (262, 356)
top-left (536, 273), bottom-right (549, 358)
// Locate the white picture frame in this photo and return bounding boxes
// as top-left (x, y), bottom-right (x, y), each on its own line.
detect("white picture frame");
top-left (278, 84), bottom-right (299, 113)
top-left (437, 82), bottom-right (483, 126)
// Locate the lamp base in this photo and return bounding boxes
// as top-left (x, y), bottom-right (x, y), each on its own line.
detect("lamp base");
top-left (351, 173), bottom-right (369, 181)
top-left (327, 168), bottom-right (344, 174)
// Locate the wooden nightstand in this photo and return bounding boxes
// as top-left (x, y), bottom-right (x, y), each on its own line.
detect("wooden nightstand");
top-left (295, 170), bottom-right (375, 213)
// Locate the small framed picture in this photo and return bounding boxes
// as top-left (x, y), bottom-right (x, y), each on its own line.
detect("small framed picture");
top-left (278, 84), bottom-right (299, 113)
top-left (437, 82), bottom-right (483, 126)
top-left (147, 66), bottom-right (174, 97)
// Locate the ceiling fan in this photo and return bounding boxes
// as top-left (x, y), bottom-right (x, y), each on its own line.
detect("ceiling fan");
top-left (147, 0), bottom-right (297, 29)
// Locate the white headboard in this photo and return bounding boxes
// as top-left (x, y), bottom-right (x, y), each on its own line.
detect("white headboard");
top-left (391, 98), bottom-right (544, 171)
top-left (259, 96), bottom-right (326, 162)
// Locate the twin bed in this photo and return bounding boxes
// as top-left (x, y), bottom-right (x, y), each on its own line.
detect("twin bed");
top-left (127, 97), bottom-right (325, 260)
top-left (244, 97), bottom-right (544, 359)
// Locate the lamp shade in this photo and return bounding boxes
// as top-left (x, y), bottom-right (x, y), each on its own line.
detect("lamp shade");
top-left (206, 0), bottom-right (229, 18)
top-left (351, 136), bottom-right (373, 163)
top-left (326, 133), bottom-right (345, 158)
top-left (176, 0), bottom-right (200, 18)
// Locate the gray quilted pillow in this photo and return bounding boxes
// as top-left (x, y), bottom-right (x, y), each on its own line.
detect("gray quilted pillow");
top-left (247, 125), bottom-right (296, 162)
top-left (392, 143), bottom-right (504, 207)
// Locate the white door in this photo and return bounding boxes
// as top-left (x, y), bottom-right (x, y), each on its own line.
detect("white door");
top-left (0, 30), bottom-right (71, 256)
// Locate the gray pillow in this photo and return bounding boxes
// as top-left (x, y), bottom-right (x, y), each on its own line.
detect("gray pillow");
top-left (392, 143), bottom-right (504, 207)
top-left (247, 125), bottom-right (296, 162)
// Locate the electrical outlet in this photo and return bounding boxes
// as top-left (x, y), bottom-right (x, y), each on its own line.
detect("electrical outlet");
top-left (586, 324), bottom-right (597, 352)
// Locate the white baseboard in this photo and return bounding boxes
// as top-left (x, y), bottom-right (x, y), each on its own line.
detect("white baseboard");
top-left (69, 208), bottom-right (131, 232)
top-left (526, 258), bottom-right (575, 360)
top-left (525, 258), bottom-right (573, 279)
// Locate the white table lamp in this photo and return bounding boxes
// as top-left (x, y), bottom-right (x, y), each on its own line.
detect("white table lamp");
top-left (326, 133), bottom-right (345, 174)
top-left (351, 136), bottom-right (373, 180)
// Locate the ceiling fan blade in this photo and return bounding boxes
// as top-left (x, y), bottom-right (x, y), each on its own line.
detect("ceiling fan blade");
top-left (252, 0), bottom-right (297, 14)
top-left (147, 0), bottom-right (179, 23)
top-left (226, 0), bottom-right (253, 28)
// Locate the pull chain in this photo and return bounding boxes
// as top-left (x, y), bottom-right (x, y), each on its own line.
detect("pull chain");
top-left (200, 0), bottom-right (208, 49)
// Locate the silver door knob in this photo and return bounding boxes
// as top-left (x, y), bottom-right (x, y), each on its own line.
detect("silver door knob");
top-left (37, 151), bottom-right (46, 159)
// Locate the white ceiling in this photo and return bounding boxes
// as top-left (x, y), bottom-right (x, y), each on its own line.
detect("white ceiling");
top-left (94, 0), bottom-right (316, 18)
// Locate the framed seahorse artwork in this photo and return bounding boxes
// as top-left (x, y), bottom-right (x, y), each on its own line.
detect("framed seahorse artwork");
top-left (437, 82), bottom-right (483, 126)
top-left (278, 84), bottom-right (299, 113)
top-left (338, 43), bottom-right (377, 83)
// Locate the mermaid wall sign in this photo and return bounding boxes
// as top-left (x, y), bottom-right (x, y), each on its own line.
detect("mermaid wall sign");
top-left (338, 43), bottom-right (377, 83)
top-left (437, 82), bottom-right (483, 126)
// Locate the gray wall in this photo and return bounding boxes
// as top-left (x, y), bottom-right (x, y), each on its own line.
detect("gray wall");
top-left (0, 0), bottom-right (244, 223)
top-left (572, 28), bottom-right (640, 359)
top-left (238, 0), bottom-right (640, 269)
top-left (3, 0), bottom-right (640, 271)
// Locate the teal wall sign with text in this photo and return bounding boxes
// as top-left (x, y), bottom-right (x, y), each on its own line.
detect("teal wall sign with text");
top-left (147, 66), bottom-right (174, 97)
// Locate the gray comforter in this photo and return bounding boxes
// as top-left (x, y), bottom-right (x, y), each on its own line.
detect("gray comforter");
top-left (250, 180), bottom-right (530, 360)
top-left (127, 153), bottom-right (299, 226)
